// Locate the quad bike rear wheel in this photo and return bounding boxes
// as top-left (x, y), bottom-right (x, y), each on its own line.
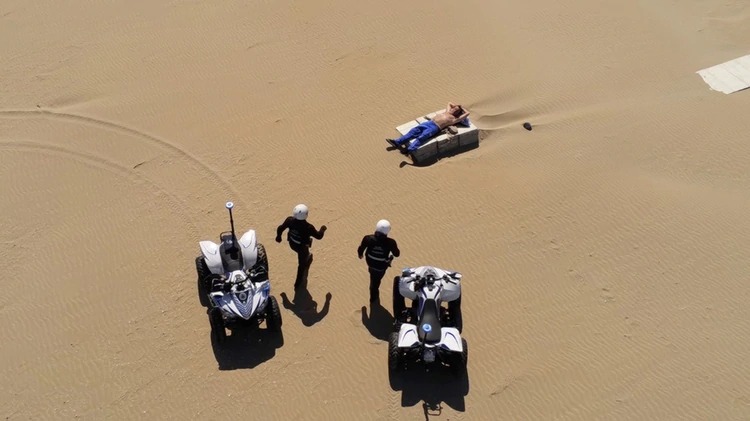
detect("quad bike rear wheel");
top-left (450, 338), bottom-right (468, 377)
top-left (196, 256), bottom-right (211, 307)
top-left (448, 297), bottom-right (463, 333)
top-left (265, 295), bottom-right (282, 332)
top-left (209, 307), bottom-right (226, 344)
top-left (388, 332), bottom-right (403, 373)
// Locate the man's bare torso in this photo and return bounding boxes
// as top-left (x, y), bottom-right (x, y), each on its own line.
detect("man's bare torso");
top-left (432, 103), bottom-right (470, 130)
top-left (432, 111), bottom-right (459, 130)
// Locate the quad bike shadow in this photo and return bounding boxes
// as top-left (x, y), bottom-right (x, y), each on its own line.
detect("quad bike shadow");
top-left (390, 367), bottom-right (470, 414)
top-left (210, 320), bottom-right (284, 371)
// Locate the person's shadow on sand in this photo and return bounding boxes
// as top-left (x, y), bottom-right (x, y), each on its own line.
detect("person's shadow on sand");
top-left (384, 142), bottom-right (417, 168)
top-left (280, 282), bottom-right (331, 327)
top-left (210, 325), bottom-right (284, 371)
top-left (361, 301), bottom-right (394, 341)
top-left (390, 367), bottom-right (470, 415)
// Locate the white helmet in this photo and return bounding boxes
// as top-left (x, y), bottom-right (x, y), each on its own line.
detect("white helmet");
top-left (375, 219), bottom-right (391, 235)
top-left (293, 204), bottom-right (308, 220)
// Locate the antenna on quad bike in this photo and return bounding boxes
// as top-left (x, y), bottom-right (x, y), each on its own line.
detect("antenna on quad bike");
top-left (226, 201), bottom-right (238, 251)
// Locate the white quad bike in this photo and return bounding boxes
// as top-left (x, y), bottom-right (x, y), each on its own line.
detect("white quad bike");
top-left (389, 266), bottom-right (467, 376)
top-left (195, 202), bottom-right (282, 343)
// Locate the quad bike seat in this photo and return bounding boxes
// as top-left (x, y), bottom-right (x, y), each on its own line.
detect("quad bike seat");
top-left (418, 299), bottom-right (443, 344)
top-left (219, 233), bottom-right (243, 272)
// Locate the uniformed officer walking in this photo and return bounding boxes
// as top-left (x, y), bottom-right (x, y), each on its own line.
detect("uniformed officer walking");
top-left (276, 204), bottom-right (327, 289)
top-left (357, 219), bottom-right (400, 303)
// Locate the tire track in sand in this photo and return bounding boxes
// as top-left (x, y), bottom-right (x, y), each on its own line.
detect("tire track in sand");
top-left (0, 140), bottom-right (207, 418)
top-left (0, 108), bottom-right (239, 203)
top-left (0, 139), bottom-right (199, 275)
top-left (0, 138), bottom-right (203, 321)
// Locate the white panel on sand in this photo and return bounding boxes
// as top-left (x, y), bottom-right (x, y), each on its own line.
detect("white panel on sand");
top-left (696, 54), bottom-right (750, 94)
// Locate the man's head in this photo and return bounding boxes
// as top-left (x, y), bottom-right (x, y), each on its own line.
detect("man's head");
top-left (293, 204), bottom-right (308, 220)
top-left (375, 219), bottom-right (391, 236)
top-left (451, 106), bottom-right (465, 118)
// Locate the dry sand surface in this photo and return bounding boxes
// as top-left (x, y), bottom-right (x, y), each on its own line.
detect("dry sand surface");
top-left (2, 0), bottom-right (750, 419)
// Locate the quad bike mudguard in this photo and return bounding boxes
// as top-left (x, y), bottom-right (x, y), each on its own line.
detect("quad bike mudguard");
top-left (438, 327), bottom-right (463, 352)
top-left (199, 240), bottom-right (224, 275)
top-left (396, 323), bottom-right (463, 353)
top-left (200, 229), bottom-right (259, 276)
top-left (238, 229), bottom-right (259, 269)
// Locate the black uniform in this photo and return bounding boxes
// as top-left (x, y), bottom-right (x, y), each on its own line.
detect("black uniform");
top-left (357, 232), bottom-right (400, 303)
top-left (276, 217), bottom-right (326, 288)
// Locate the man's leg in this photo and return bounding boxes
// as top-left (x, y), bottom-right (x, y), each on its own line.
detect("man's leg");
top-left (387, 125), bottom-right (424, 147)
top-left (394, 126), bottom-right (421, 145)
top-left (406, 122), bottom-right (440, 152)
top-left (368, 267), bottom-right (386, 303)
top-left (406, 138), bottom-right (422, 152)
top-left (292, 243), bottom-right (311, 289)
top-left (406, 134), bottom-right (430, 152)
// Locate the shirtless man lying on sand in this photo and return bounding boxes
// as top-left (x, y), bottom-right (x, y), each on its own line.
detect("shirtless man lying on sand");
top-left (386, 103), bottom-right (470, 154)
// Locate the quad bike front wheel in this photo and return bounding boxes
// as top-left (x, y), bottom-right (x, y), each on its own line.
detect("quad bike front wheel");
top-left (195, 256), bottom-right (211, 307)
top-left (209, 307), bottom-right (226, 344)
top-left (256, 243), bottom-right (269, 275)
top-left (392, 276), bottom-right (406, 329)
top-left (265, 295), bottom-right (282, 333)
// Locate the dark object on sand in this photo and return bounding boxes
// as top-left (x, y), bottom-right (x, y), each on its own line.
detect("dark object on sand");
top-left (523, 122), bottom-right (532, 131)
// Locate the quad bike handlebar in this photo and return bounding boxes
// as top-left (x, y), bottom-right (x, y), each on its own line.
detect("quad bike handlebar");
top-left (402, 269), bottom-right (462, 285)
top-left (208, 267), bottom-right (266, 286)
top-left (246, 267), bottom-right (267, 282)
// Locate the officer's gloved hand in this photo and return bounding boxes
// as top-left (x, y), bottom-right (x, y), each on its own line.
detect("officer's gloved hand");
top-left (275, 235), bottom-right (281, 243)
top-left (320, 225), bottom-right (327, 232)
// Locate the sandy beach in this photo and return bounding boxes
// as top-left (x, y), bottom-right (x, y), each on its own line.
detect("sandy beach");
top-left (2, 0), bottom-right (750, 419)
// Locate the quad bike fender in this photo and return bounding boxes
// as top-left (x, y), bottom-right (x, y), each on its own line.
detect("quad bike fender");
top-left (209, 292), bottom-right (231, 315)
top-left (439, 327), bottom-right (463, 353)
top-left (397, 323), bottom-right (420, 348)
top-left (199, 240), bottom-right (224, 275)
top-left (215, 291), bottom-right (254, 321)
top-left (238, 229), bottom-right (259, 269)
top-left (250, 290), bottom-right (265, 317)
top-left (441, 281), bottom-right (461, 302)
top-left (253, 280), bottom-right (271, 313)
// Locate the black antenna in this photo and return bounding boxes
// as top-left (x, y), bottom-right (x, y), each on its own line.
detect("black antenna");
top-left (226, 201), bottom-right (237, 250)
